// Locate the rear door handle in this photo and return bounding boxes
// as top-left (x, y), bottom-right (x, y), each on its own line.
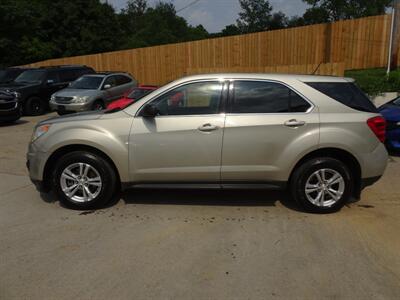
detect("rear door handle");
top-left (198, 123), bottom-right (219, 132)
top-left (284, 119), bottom-right (306, 128)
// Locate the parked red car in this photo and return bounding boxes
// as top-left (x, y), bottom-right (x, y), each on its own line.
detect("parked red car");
top-left (107, 85), bottom-right (158, 110)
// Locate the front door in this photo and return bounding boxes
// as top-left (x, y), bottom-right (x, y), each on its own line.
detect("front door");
top-left (129, 80), bottom-right (226, 183)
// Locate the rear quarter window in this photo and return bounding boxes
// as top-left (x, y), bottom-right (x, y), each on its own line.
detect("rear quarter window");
top-left (306, 82), bottom-right (377, 113)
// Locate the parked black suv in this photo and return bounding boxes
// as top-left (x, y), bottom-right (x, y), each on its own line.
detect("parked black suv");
top-left (0, 90), bottom-right (21, 123)
top-left (0, 65), bottom-right (95, 116)
top-left (0, 67), bottom-right (34, 84)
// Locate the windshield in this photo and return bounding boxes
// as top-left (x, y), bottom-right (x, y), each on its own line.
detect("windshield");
top-left (128, 88), bottom-right (155, 100)
top-left (15, 70), bottom-right (46, 83)
top-left (70, 76), bottom-right (103, 89)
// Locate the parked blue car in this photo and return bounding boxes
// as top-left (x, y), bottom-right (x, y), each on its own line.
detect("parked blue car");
top-left (379, 97), bottom-right (400, 151)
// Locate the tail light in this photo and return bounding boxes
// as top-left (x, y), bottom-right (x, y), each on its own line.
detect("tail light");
top-left (367, 116), bottom-right (386, 143)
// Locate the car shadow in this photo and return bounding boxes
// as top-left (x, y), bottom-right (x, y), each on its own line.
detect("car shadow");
top-left (0, 119), bottom-right (29, 127)
top-left (40, 188), bottom-right (304, 212)
top-left (388, 150), bottom-right (400, 157)
top-left (120, 188), bottom-right (303, 212)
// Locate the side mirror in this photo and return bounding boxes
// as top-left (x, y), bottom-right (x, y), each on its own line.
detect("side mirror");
top-left (103, 84), bottom-right (112, 90)
top-left (142, 104), bottom-right (159, 117)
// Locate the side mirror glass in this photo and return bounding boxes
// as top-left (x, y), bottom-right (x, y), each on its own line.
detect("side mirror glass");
top-left (103, 84), bottom-right (111, 90)
top-left (142, 104), bottom-right (159, 117)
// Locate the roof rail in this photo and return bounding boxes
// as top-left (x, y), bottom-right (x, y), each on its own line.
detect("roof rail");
top-left (39, 65), bottom-right (89, 69)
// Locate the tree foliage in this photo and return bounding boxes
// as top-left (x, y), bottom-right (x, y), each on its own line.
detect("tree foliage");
top-left (0, 0), bottom-right (393, 67)
top-left (302, 0), bottom-right (392, 23)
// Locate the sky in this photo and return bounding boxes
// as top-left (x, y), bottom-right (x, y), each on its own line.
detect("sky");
top-left (107, 0), bottom-right (310, 33)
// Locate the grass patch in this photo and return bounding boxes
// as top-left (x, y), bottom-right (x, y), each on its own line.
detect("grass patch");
top-left (345, 68), bottom-right (400, 96)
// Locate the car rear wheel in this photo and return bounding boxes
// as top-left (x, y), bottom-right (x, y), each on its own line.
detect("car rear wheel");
top-left (24, 97), bottom-right (46, 116)
top-left (290, 157), bottom-right (353, 213)
top-left (53, 151), bottom-right (118, 210)
top-left (92, 100), bottom-right (105, 111)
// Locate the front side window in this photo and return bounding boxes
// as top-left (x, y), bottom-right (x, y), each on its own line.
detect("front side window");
top-left (103, 76), bottom-right (118, 88)
top-left (231, 81), bottom-right (310, 113)
top-left (149, 81), bottom-right (223, 116)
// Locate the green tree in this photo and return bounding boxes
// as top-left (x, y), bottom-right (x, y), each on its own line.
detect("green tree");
top-left (237, 0), bottom-right (274, 33)
top-left (220, 24), bottom-right (242, 37)
top-left (302, 0), bottom-right (391, 23)
top-left (122, 1), bottom-right (209, 49)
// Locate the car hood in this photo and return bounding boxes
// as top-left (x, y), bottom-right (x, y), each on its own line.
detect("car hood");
top-left (379, 104), bottom-right (400, 122)
top-left (39, 110), bottom-right (105, 125)
top-left (54, 88), bottom-right (99, 97)
top-left (0, 81), bottom-right (40, 92)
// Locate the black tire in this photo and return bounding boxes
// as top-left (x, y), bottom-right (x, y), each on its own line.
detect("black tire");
top-left (57, 111), bottom-right (71, 116)
top-left (92, 100), bottom-right (105, 111)
top-left (290, 157), bottom-right (353, 213)
top-left (53, 151), bottom-right (118, 210)
top-left (24, 97), bottom-right (46, 116)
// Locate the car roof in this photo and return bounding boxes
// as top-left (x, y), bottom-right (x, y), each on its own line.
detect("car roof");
top-left (177, 73), bottom-right (353, 83)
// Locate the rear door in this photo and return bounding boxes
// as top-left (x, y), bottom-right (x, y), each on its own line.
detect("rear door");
top-left (221, 80), bottom-right (319, 183)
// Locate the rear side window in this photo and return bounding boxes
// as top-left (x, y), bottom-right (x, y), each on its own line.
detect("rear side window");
top-left (306, 82), bottom-right (377, 113)
top-left (231, 81), bottom-right (311, 113)
top-left (116, 75), bottom-right (132, 85)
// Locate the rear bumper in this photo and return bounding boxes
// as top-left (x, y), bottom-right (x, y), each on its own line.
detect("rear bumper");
top-left (359, 142), bottom-right (389, 179)
top-left (361, 176), bottom-right (382, 190)
top-left (386, 129), bottom-right (400, 150)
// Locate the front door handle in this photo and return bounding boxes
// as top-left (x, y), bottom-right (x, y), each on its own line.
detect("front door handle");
top-left (198, 123), bottom-right (219, 132)
top-left (284, 119), bottom-right (306, 128)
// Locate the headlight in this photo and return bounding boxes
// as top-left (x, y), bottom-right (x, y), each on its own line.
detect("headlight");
top-left (12, 92), bottom-right (21, 99)
top-left (73, 96), bottom-right (90, 103)
top-left (51, 94), bottom-right (56, 101)
top-left (32, 124), bottom-right (51, 142)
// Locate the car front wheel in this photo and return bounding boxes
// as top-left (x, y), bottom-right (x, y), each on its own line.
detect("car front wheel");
top-left (290, 157), bottom-right (353, 213)
top-left (53, 151), bottom-right (118, 210)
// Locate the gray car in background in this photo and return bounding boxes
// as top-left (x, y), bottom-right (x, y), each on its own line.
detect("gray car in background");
top-left (49, 72), bottom-right (137, 114)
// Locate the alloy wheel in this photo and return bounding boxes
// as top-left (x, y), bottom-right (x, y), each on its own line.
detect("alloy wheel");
top-left (60, 162), bottom-right (102, 203)
top-left (305, 168), bottom-right (345, 207)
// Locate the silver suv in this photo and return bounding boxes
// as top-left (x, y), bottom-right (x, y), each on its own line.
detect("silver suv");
top-left (49, 72), bottom-right (137, 114)
top-left (27, 74), bottom-right (388, 213)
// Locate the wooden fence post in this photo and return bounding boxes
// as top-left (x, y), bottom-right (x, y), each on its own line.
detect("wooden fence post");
top-left (390, 0), bottom-right (400, 70)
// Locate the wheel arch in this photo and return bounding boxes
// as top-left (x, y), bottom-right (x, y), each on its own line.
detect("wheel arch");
top-left (42, 144), bottom-right (121, 191)
top-left (289, 147), bottom-right (362, 198)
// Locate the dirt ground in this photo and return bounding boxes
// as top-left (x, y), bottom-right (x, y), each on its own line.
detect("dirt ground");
top-left (1, 114), bottom-right (399, 299)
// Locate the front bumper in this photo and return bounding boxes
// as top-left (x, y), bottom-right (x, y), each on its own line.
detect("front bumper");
top-left (49, 100), bottom-right (92, 112)
top-left (0, 102), bottom-right (20, 122)
top-left (27, 142), bottom-right (50, 192)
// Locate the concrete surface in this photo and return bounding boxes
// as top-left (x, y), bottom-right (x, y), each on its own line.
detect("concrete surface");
top-left (372, 92), bottom-right (398, 107)
top-left (1, 114), bottom-right (400, 300)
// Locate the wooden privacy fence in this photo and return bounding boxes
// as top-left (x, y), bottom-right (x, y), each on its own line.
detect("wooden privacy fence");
top-left (26, 14), bottom-right (392, 85)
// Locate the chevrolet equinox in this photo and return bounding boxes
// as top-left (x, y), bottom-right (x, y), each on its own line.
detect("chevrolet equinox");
top-left (27, 74), bottom-right (388, 213)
